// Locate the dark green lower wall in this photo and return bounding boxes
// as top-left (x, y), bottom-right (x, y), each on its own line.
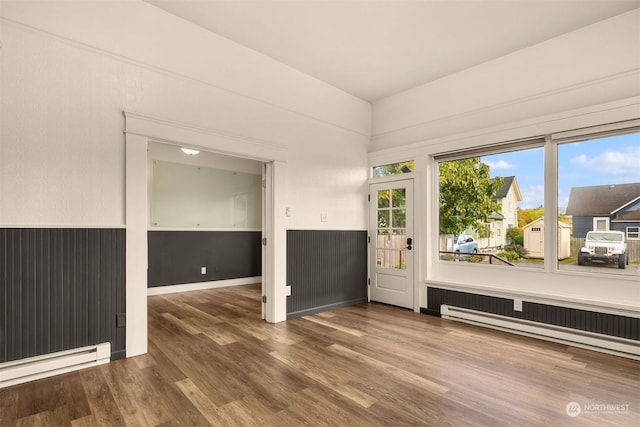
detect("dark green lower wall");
top-left (286, 230), bottom-right (367, 319)
top-left (0, 228), bottom-right (126, 363)
top-left (148, 231), bottom-right (262, 287)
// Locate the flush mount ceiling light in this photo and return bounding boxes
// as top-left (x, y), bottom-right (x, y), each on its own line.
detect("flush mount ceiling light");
top-left (181, 148), bottom-right (200, 155)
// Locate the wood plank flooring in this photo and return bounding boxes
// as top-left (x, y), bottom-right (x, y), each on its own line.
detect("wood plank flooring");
top-left (1, 283), bottom-right (639, 426)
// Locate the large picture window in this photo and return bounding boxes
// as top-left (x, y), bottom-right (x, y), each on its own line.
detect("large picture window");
top-left (558, 131), bottom-right (640, 276)
top-left (435, 125), bottom-right (639, 278)
top-left (437, 143), bottom-right (544, 268)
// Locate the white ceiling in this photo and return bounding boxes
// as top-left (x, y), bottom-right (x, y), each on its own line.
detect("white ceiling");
top-left (146, 0), bottom-right (640, 102)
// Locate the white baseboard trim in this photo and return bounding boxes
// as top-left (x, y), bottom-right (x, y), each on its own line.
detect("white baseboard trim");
top-left (147, 276), bottom-right (262, 296)
top-left (0, 343), bottom-right (111, 388)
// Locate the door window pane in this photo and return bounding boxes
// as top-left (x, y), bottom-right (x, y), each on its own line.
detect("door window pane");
top-left (376, 249), bottom-right (391, 268)
top-left (392, 209), bottom-right (406, 228)
top-left (378, 210), bottom-right (389, 228)
top-left (391, 230), bottom-right (407, 250)
top-left (378, 189), bottom-right (390, 208)
top-left (375, 183), bottom-right (410, 271)
top-left (392, 188), bottom-right (406, 207)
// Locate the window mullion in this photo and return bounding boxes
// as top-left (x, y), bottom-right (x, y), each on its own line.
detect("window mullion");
top-left (544, 136), bottom-right (558, 272)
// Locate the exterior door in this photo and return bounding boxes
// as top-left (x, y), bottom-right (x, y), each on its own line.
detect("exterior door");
top-left (369, 179), bottom-right (414, 309)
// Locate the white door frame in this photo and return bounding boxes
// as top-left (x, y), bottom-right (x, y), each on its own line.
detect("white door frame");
top-left (124, 112), bottom-right (288, 357)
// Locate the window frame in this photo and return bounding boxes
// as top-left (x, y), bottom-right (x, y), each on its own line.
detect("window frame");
top-left (432, 120), bottom-right (640, 278)
top-left (593, 217), bottom-right (610, 231)
top-left (434, 138), bottom-right (546, 268)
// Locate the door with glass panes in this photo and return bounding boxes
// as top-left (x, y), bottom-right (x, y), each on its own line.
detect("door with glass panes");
top-left (369, 180), bottom-right (414, 309)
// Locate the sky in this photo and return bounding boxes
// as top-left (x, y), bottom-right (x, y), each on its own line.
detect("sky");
top-left (481, 132), bottom-right (640, 211)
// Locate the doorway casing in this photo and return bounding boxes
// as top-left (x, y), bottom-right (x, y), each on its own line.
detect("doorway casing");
top-left (124, 112), bottom-right (288, 357)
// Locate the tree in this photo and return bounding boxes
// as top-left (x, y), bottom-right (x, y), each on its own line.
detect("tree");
top-left (439, 158), bottom-right (504, 235)
top-left (506, 227), bottom-right (524, 246)
top-left (518, 206), bottom-right (544, 227)
top-left (373, 161), bottom-right (414, 177)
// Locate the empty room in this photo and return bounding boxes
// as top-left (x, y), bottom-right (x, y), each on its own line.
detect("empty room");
top-left (1, 1), bottom-right (639, 425)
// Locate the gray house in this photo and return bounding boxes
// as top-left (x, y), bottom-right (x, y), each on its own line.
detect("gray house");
top-left (565, 183), bottom-right (640, 239)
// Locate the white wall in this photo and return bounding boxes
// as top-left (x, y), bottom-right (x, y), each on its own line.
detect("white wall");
top-left (148, 143), bottom-right (263, 229)
top-left (0, 0), bottom-right (370, 229)
top-left (148, 142), bottom-right (263, 176)
top-left (0, 0), bottom-right (370, 356)
top-left (371, 9), bottom-right (640, 152)
top-left (151, 161), bottom-right (262, 229)
top-left (370, 9), bottom-right (640, 313)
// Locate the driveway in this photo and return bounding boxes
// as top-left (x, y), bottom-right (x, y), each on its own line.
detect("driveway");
top-left (559, 260), bottom-right (640, 275)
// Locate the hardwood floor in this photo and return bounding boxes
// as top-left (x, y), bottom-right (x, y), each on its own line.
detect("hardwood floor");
top-left (2, 283), bottom-right (639, 426)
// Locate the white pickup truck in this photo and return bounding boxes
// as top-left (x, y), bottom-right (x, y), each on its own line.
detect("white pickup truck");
top-left (578, 230), bottom-right (628, 269)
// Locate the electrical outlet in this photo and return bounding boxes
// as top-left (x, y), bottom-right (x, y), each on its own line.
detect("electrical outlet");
top-left (513, 298), bottom-right (523, 312)
top-left (285, 285), bottom-right (292, 296)
top-left (321, 212), bottom-right (328, 222)
top-left (201, 266), bottom-right (207, 275)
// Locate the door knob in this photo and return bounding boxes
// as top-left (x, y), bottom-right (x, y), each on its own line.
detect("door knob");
top-left (405, 237), bottom-right (412, 250)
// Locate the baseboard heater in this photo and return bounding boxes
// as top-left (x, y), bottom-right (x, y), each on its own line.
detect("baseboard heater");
top-left (441, 305), bottom-right (640, 360)
top-left (0, 343), bottom-right (111, 388)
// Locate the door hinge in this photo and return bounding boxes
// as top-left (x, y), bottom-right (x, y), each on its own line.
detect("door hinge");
top-left (367, 278), bottom-right (371, 285)
top-left (262, 295), bottom-right (267, 303)
top-left (368, 194), bottom-right (371, 202)
top-left (262, 237), bottom-right (267, 246)
top-left (367, 236), bottom-right (371, 244)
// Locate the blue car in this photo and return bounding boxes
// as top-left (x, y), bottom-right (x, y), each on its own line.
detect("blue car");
top-left (454, 235), bottom-right (478, 253)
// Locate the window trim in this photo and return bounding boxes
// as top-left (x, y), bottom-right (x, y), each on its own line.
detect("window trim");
top-left (593, 217), bottom-right (611, 231)
top-left (551, 119), bottom-right (640, 144)
top-left (434, 137), bottom-right (545, 162)
top-left (627, 226), bottom-right (640, 240)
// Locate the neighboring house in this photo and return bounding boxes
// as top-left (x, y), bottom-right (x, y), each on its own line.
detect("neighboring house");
top-left (565, 183), bottom-right (640, 240)
top-left (475, 176), bottom-right (522, 249)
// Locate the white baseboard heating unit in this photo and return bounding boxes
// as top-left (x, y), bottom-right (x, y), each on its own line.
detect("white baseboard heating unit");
top-left (0, 343), bottom-right (111, 388)
top-left (441, 305), bottom-right (640, 361)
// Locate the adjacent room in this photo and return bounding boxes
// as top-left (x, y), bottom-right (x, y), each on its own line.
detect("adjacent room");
top-left (1, 0), bottom-right (639, 425)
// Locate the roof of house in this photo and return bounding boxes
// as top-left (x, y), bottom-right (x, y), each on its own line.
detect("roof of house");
top-left (493, 176), bottom-right (522, 201)
top-left (565, 183), bottom-right (640, 216)
top-left (523, 216), bottom-right (571, 229)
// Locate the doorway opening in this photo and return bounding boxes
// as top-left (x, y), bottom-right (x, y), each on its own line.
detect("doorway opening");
top-left (125, 112), bottom-right (288, 358)
top-left (146, 141), bottom-right (265, 315)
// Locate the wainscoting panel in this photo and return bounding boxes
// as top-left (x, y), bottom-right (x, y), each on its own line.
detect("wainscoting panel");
top-left (0, 228), bottom-right (126, 363)
top-left (148, 231), bottom-right (262, 287)
top-left (286, 230), bottom-right (367, 318)
top-left (425, 287), bottom-right (638, 341)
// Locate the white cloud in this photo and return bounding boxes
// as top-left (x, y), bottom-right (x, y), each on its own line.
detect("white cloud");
top-left (520, 185), bottom-right (544, 209)
top-left (484, 159), bottom-right (514, 170)
top-left (571, 146), bottom-right (640, 178)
